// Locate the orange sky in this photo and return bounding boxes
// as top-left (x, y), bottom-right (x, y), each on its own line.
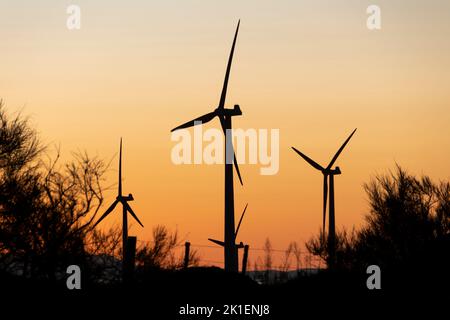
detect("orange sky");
top-left (1, 0), bottom-right (450, 267)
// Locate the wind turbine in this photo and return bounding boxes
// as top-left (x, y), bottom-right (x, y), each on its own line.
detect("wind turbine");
top-left (209, 203), bottom-right (249, 249)
top-left (291, 128), bottom-right (357, 269)
top-left (93, 138), bottom-right (144, 263)
top-left (171, 20), bottom-right (243, 272)
top-left (209, 204), bottom-right (249, 272)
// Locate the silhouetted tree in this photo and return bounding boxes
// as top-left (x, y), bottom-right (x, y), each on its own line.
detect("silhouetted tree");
top-left (354, 165), bottom-right (449, 273)
top-left (1, 102), bottom-right (43, 275)
top-left (306, 165), bottom-right (450, 279)
top-left (263, 238), bottom-right (272, 283)
top-left (0, 103), bottom-right (107, 280)
top-left (253, 257), bottom-right (260, 272)
top-left (0, 100), bottom-right (41, 172)
top-left (291, 241), bottom-right (302, 273)
top-left (306, 227), bottom-right (357, 270)
top-left (136, 225), bottom-right (199, 270)
top-left (277, 242), bottom-right (293, 282)
top-left (280, 243), bottom-right (293, 272)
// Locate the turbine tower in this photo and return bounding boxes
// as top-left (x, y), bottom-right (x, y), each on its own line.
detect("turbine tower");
top-left (171, 21), bottom-right (243, 272)
top-left (93, 138), bottom-right (144, 264)
top-left (291, 129), bottom-right (356, 269)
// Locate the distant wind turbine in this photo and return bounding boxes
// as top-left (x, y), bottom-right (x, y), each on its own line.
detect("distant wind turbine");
top-left (93, 138), bottom-right (144, 263)
top-left (171, 20), bottom-right (243, 272)
top-left (209, 203), bottom-right (249, 250)
top-left (291, 128), bottom-right (357, 269)
top-left (209, 204), bottom-right (249, 273)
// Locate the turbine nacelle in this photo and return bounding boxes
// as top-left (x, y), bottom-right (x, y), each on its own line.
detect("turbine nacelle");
top-left (119, 193), bottom-right (134, 201)
top-left (323, 167), bottom-right (341, 175)
top-left (208, 238), bottom-right (245, 249)
top-left (217, 104), bottom-right (242, 116)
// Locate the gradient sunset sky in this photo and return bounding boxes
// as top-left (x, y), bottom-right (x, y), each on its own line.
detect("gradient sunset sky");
top-left (1, 0), bottom-right (450, 266)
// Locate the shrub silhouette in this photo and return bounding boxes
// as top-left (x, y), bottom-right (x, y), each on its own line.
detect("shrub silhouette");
top-left (136, 225), bottom-right (199, 270)
top-left (0, 102), bottom-right (107, 280)
top-left (307, 165), bottom-right (449, 288)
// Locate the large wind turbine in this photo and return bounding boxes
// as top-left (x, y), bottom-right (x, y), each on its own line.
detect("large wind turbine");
top-left (93, 138), bottom-right (144, 263)
top-left (171, 20), bottom-right (243, 272)
top-left (291, 129), bottom-right (356, 269)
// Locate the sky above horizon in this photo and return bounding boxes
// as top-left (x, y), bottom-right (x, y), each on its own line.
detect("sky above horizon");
top-left (1, 0), bottom-right (450, 267)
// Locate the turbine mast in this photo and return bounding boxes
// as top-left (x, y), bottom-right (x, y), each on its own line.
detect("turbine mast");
top-left (122, 199), bottom-right (128, 263)
top-left (328, 173), bottom-right (336, 269)
top-left (224, 115), bottom-right (238, 272)
top-left (119, 138), bottom-right (123, 197)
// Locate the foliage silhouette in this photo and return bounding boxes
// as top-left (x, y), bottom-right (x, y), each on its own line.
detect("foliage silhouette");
top-left (136, 225), bottom-right (199, 270)
top-left (306, 165), bottom-right (449, 289)
top-left (0, 103), bottom-right (107, 280)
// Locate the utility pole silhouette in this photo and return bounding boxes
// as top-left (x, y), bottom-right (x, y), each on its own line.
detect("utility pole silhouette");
top-left (171, 21), bottom-right (244, 272)
top-left (292, 129), bottom-right (356, 268)
top-left (242, 245), bottom-right (249, 275)
top-left (184, 242), bottom-right (191, 269)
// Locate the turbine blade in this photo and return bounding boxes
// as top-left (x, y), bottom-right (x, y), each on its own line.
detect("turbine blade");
top-left (220, 115), bottom-right (244, 186)
top-left (235, 203), bottom-right (248, 238)
top-left (93, 200), bottom-right (119, 228)
top-left (118, 138), bottom-right (122, 196)
top-left (234, 156), bottom-right (243, 186)
top-left (326, 128), bottom-right (357, 170)
top-left (124, 202), bottom-right (144, 227)
top-left (171, 112), bottom-right (217, 132)
top-left (218, 20), bottom-right (240, 109)
top-left (291, 147), bottom-right (324, 171)
top-left (323, 174), bottom-right (328, 244)
top-left (208, 238), bottom-right (225, 247)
